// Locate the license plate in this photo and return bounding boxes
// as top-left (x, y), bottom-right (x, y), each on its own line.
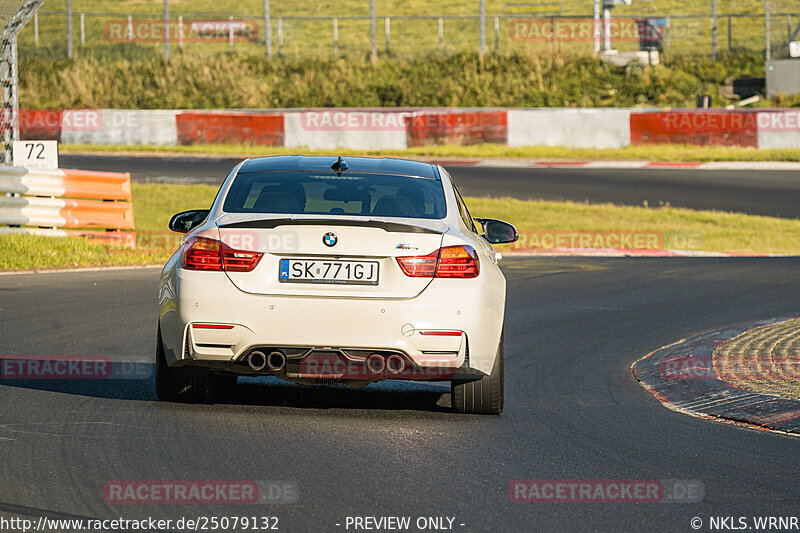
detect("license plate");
top-left (279, 259), bottom-right (379, 285)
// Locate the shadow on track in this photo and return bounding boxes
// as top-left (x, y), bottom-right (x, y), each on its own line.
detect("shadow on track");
top-left (223, 377), bottom-right (452, 412)
top-left (1, 368), bottom-right (452, 413)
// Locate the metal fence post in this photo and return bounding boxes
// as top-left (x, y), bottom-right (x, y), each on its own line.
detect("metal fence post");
top-left (164, 0), bottom-right (170, 60)
top-left (264, 0), bottom-right (272, 59)
top-left (127, 15), bottom-right (133, 43)
top-left (333, 17), bottom-right (338, 55)
top-left (494, 16), bottom-right (499, 51)
top-left (438, 17), bottom-right (444, 54)
top-left (229, 16), bottom-right (234, 51)
top-left (278, 17), bottom-right (283, 56)
top-left (66, 0), bottom-right (73, 58)
top-left (370, 0), bottom-right (377, 62)
top-left (711, 0), bottom-right (717, 60)
top-left (385, 17), bottom-right (390, 54)
top-left (1, 1), bottom-right (46, 164)
top-left (666, 17), bottom-right (671, 52)
top-left (728, 16), bottom-right (732, 49)
top-left (33, 10), bottom-right (37, 47)
top-left (593, 0), bottom-right (600, 54)
top-left (479, 0), bottom-right (486, 54)
top-left (178, 15), bottom-right (184, 49)
top-left (765, 0), bottom-right (771, 61)
top-left (79, 12), bottom-right (84, 47)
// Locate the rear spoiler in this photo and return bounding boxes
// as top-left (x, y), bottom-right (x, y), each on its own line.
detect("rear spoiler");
top-left (218, 218), bottom-right (444, 235)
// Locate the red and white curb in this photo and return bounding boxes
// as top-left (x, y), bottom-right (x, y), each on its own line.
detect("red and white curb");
top-left (631, 317), bottom-right (800, 436)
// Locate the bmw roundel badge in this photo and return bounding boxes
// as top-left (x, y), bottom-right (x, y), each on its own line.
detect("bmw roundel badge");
top-left (323, 232), bottom-right (338, 247)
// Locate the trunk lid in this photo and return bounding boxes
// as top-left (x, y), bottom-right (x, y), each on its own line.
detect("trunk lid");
top-left (216, 214), bottom-right (447, 298)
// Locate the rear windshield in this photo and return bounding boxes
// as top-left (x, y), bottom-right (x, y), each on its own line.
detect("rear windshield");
top-left (223, 171), bottom-right (447, 219)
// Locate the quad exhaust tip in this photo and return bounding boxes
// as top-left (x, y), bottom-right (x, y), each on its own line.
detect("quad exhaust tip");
top-left (365, 354), bottom-right (386, 374)
top-left (386, 354), bottom-right (405, 374)
top-left (267, 351), bottom-right (287, 372)
top-left (247, 350), bottom-right (267, 372)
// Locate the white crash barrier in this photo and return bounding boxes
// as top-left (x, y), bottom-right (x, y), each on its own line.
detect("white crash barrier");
top-left (60, 109), bottom-right (179, 146)
top-left (283, 110), bottom-right (410, 150)
top-left (756, 110), bottom-right (800, 149)
top-left (507, 108), bottom-right (632, 149)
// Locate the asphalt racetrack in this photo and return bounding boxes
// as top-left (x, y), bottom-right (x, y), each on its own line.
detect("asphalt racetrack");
top-left (1, 257), bottom-right (799, 531)
top-left (60, 153), bottom-right (800, 218)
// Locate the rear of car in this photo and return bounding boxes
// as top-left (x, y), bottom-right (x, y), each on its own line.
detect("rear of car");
top-left (157, 156), bottom-right (507, 413)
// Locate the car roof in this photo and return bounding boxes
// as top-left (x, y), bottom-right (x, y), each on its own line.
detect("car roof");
top-left (237, 155), bottom-right (439, 179)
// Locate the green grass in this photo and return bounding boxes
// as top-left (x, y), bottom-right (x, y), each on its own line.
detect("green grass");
top-left (472, 197), bottom-right (800, 255)
top-left (2, 183), bottom-right (799, 271)
top-left (62, 143), bottom-right (800, 162)
top-left (20, 50), bottom-right (790, 110)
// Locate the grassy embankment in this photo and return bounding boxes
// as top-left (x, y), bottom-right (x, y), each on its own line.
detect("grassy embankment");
top-left (1, 184), bottom-right (798, 271)
top-left (20, 51), bottom-right (796, 110)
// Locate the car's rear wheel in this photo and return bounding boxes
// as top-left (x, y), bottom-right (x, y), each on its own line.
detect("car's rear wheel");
top-left (155, 326), bottom-right (212, 403)
top-left (451, 334), bottom-right (504, 414)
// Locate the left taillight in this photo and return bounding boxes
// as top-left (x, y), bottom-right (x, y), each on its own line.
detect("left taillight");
top-left (181, 237), bottom-right (263, 273)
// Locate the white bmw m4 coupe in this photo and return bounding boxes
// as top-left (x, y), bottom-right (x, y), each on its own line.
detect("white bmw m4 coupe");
top-left (157, 155), bottom-right (518, 414)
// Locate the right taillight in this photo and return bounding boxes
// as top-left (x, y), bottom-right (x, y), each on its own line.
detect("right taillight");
top-left (396, 245), bottom-right (479, 279)
top-left (182, 236), bottom-right (263, 272)
top-left (436, 245), bottom-right (480, 278)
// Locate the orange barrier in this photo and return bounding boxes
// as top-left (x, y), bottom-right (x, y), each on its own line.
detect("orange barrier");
top-left (59, 198), bottom-right (135, 230)
top-left (0, 166), bottom-right (136, 246)
top-left (61, 169), bottom-right (132, 201)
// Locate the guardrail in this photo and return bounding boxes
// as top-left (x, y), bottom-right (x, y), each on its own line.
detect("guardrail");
top-left (0, 166), bottom-right (135, 246)
top-left (18, 107), bottom-right (800, 150)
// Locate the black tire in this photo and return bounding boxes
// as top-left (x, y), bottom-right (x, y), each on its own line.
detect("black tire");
top-left (155, 326), bottom-right (212, 403)
top-left (451, 334), bottom-right (504, 414)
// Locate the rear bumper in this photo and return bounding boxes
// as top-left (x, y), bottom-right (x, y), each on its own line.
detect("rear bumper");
top-left (159, 263), bottom-right (505, 377)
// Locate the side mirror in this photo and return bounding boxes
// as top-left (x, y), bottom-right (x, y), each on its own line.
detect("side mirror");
top-left (168, 209), bottom-right (209, 233)
top-left (475, 218), bottom-right (519, 244)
